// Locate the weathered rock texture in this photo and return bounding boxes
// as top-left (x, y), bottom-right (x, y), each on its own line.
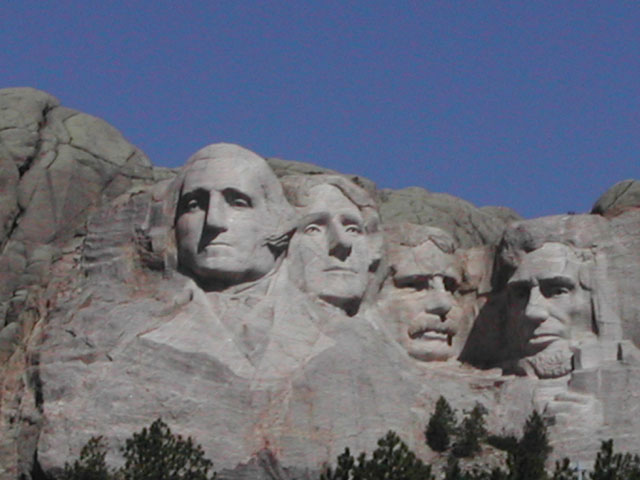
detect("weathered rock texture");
top-left (0, 87), bottom-right (639, 480)
top-left (592, 179), bottom-right (640, 216)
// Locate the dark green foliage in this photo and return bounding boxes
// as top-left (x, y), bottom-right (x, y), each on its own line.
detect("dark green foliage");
top-left (507, 410), bottom-right (552, 480)
top-left (426, 396), bottom-right (458, 452)
top-left (452, 403), bottom-right (488, 458)
top-left (119, 418), bottom-right (215, 480)
top-left (321, 431), bottom-right (434, 480)
top-left (590, 439), bottom-right (640, 480)
top-left (320, 448), bottom-right (356, 480)
top-left (486, 434), bottom-right (518, 454)
top-left (61, 436), bottom-right (111, 480)
top-left (552, 458), bottom-right (578, 480)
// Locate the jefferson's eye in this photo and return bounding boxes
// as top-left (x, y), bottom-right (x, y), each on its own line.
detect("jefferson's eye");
top-left (304, 224), bottom-right (322, 234)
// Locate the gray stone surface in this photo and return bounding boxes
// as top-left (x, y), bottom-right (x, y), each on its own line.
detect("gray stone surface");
top-left (592, 179), bottom-right (640, 215)
top-left (377, 187), bottom-right (522, 248)
top-left (1, 88), bottom-right (640, 480)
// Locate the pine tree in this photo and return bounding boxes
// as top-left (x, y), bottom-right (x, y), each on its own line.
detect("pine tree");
top-left (119, 418), bottom-right (215, 480)
top-left (590, 439), bottom-right (640, 480)
top-left (508, 410), bottom-right (552, 480)
top-left (426, 396), bottom-right (458, 452)
top-left (452, 403), bottom-right (488, 458)
top-left (61, 436), bottom-right (112, 480)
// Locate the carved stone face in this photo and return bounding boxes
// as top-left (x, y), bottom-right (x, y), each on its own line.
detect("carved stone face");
top-left (380, 240), bottom-right (463, 361)
top-left (506, 243), bottom-right (593, 359)
top-left (175, 156), bottom-right (278, 287)
top-left (289, 184), bottom-right (371, 314)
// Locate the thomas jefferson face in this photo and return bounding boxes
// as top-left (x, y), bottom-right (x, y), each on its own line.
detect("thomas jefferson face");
top-left (380, 240), bottom-right (463, 361)
top-left (176, 156), bottom-right (278, 288)
top-left (506, 243), bottom-right (593, 358)
top-left (289, 184), bottom-right (371, 314)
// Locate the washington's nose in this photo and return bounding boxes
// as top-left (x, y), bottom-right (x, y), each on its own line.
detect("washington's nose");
top-left (327, 224), bottom-right (352, 261)
top-left (205, 195), bottom-right (229, 230)
top-left (523, 286), bottom-right (548, 323)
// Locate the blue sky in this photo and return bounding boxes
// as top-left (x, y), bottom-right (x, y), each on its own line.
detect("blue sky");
top-left (3, 1), bottom-right (639, 218)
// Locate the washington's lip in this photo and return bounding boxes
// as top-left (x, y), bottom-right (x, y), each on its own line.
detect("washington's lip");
top-left (206, 241), bottom-right (231, 247)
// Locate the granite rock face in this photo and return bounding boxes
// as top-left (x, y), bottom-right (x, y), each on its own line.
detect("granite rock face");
top-left (1, 88), bottom-right (640, 480)
top-left (592, 179), bottom-right (640, 216)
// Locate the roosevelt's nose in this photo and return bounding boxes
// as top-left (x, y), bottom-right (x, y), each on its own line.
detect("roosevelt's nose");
top-left (425, 278), bottom-right (453, 320)
top-left (327, 223), bottom-right (352, 261)
top-left (523, 286), bottom-right (548, 324)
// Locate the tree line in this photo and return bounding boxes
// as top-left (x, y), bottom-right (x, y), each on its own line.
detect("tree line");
top-left (59, 397), bottom-right (640, 480)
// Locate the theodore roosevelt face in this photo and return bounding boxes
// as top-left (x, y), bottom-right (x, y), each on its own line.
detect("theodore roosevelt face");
top-left (380, 239), bottom-right (463, 362)
top-left (175, 155), bottom-right (279, 289)
top-left (288, 184), bottom-right (372, 315)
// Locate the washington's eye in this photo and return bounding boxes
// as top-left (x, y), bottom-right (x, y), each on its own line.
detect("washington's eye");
top-left (223, 189), bottom-right (252, 208)
top-left (304, 224), bottom-right (322, 234)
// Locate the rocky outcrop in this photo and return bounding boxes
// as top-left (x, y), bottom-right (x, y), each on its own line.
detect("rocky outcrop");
top-left (1, 87), bottom-right (639, 480)
top-left (592, 179), bottom-right (640, 216)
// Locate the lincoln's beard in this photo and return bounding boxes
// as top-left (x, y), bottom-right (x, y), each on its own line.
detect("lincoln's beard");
top-left (521, 341), bottom-right (573, 379)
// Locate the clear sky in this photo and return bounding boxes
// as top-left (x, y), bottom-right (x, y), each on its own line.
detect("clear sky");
top-left (3, 1), bottom-right (639, 218)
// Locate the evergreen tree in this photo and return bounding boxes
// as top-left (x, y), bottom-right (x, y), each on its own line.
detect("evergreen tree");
top-left (119, 418), bottom-right (215, 480)
top-left (552, 458), bottom-right (578, 480)
top-left (590, 439), bottom-right (640, 480)
top-left (452, 403), bottom-right (488, 458)
top-left (508, 410), bottom-right (552, 480)
top-left (320, 431), bottom-right (433, 480)
top-left (61, 436), bottom-right (112, 480)
top-left (426, 396), bottom-right (458, 452)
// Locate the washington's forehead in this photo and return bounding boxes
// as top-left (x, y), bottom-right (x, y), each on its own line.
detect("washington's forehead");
top-left (510, 243), bottom-right (580, 282)
top-left (305, 184), bottom-right (362, 217)
top-left (182, 158), bottom-right (267, 193)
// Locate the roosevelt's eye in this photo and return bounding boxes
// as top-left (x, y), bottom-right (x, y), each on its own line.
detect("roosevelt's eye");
top-left (395, 275), bottom-right (430, 291)
top-left (443, 276), bottom-right (458, 293)
top-left (509, 284), bottom-right (530, 300)
top-left (304, 224), bottom-right (322, 234)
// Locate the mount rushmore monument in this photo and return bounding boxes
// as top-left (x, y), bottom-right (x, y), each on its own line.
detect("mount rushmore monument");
top-left (1, 87), bottom-right (640, 479)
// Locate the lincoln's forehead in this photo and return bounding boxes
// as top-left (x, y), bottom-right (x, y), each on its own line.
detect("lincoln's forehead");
top-left (509, 243), bottom-right (581, 284)
top-left (181, 157), bottom-right (266, 196)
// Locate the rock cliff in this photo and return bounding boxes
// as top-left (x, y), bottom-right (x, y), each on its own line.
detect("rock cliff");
top-left (0, 87), bottom-right (638, 480)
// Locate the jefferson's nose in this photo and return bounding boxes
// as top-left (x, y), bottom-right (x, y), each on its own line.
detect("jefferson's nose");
top-left (523, 286), bottom-right (548, 324)
top-left (327, 224), bottom-right (352, 261)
